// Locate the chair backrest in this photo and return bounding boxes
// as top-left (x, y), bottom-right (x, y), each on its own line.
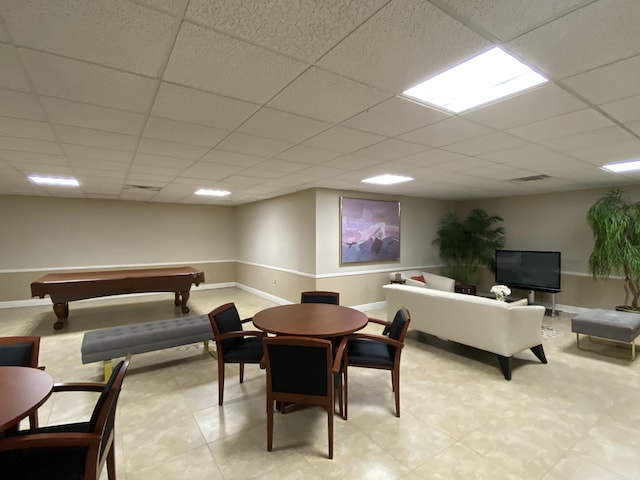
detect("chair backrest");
top-left (263, 336), bottom-right (332, 400)
top-left (0, 336), bottom-right (40, 367)
top-left (300, 291), bottom-right (340, 305)
top-left (386, 308), bottom-right (411, 356)
top-left (208, 303), bottom-right (244, 352)
top-left (89, 355), bottom-right (130, 464)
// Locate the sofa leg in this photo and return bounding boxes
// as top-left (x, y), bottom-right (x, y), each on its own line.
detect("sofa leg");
top-left (530, 344), bottom-right (547, 364)
top-left (497, 355), bottom-right (512, 381)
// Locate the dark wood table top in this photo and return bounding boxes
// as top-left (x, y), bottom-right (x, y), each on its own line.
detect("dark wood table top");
top-left (31, 266), bottom-right (204, 285)
top-left (0, 366), bottom-right (53, 433)
top-left (253, 303), bottom-right (368, 337)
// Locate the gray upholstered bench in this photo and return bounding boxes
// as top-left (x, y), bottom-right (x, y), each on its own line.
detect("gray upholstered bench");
top-left (81, 314), bottom-right (214, 379)
top-left (571, 309), bottom-right (640, 360)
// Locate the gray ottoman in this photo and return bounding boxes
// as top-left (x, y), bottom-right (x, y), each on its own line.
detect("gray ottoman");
top-left (571, 309), bottom-right (640, 360)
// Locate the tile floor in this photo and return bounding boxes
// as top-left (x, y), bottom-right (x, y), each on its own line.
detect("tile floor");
top-left (2, 287), bottom-right (640, 479)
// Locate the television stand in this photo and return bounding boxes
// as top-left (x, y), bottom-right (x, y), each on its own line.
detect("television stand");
top-left (528, 290), bottom-right (559, 317)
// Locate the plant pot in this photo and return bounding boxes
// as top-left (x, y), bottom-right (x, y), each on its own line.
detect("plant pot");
top-left (455, 285), bottom-right (476, 295)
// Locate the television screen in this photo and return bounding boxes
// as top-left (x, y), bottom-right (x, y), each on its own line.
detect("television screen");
top-left (494, 250), bottom-right (561, 292)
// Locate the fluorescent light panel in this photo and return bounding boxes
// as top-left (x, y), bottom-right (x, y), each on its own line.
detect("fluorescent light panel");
top-left (402, 47), bottom-right (548, 113)
top-left (195, 188), bottom-right (231, 197)
top-left (29, 175), bottom-right (79, 187)
top-left (602, 160), bottom-right (640, 173)
top-left (361, 174), bottom-right (413, 185)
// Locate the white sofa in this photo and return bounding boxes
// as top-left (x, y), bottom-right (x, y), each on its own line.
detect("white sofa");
top-left (383, 283), bottom-right (547, 380)
top-left (389, 270), bottom-right (455, 291)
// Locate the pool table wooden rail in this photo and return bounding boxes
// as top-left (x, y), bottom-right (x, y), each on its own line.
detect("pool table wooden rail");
top-left (31, 266), bottom-right (205, 330)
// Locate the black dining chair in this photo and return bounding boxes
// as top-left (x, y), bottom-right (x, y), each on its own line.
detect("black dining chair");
top-left (346, 308), bottom-right (410, 417)
top-left (263, 335), bottom-right (347, 459)
top-left (0, 355), bottom-right (130, 480)
top-left (300, 291), bottom-right (340, 305)
top-left (208, 302), bottom-right (266, 406)
top-left (0, 336), bottom-right (44, 428)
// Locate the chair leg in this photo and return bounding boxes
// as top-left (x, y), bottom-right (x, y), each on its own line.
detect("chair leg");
top-left (217, 357), bottom-right (225, 405)
top-left (344, 367), bottom-right (348, 421)
top-left (530, 344), bottom-right (548, 364)
top-left (239, 362), bottom-right (245, 383)
top-left (328, 402), bottom-right (334, 459)
top-left (497, 355), bottom-right (512, 381)
top-left (267, 399), bottom-right (274, 452)
top-left (28, 412), bottom-right (38, 429)
top-left (392, 367), bottom-right (400, 417)
top-left (106, 442), bottom-right (116, 480)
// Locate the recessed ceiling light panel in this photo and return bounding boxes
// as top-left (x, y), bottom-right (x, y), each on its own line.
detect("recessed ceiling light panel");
top-left (195, 188), bottom-right (231, 197)
top-left (602, 160), bottom-right (640, 173)
top-left (29, 175), bottom-right (79, 187)
top-left (361, 174), bottom-right (413, 185)
top-left (402, 47), bottom-right (548, 113)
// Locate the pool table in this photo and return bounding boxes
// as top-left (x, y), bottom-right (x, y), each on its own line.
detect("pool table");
top-left (31, 266), bottom-right (205, 330)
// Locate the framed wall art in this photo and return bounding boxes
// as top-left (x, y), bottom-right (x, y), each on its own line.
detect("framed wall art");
top-left (340, 197), bottom-right (400, 265)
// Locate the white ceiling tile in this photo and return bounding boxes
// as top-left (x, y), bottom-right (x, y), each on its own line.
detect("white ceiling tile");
top-left (138, 138), bottom-right (209, 160)
top-left (507, 0), bottom-right (640, 78)
top-left (143, 117), bottom-right (228, 148)
top-left (541, 126), bottom-right (635, 153)
top-left (68, 157), bottom-right (129, 172)
top-left (53, 125), bottom-right (138, 151)
top-left (322, 154), bottom-right (385, 171)
top-left (0, 44), bottom-right (31, 91)
top-left (186, 0), bottom-right (387, 62)
top-left (395, 149), bottom-right (465, 167)
top-left (399, 117), bottom-right (492, 147)
top-left (0, 135), bottom-right (62, 155)
top-left (600, 95), bottom-right (640, 124)
top-left (136, 0), bottom-right (189, 15)
top-left (443, 132), bottom-right (526, 156)
top-left (302, 126), bottom-right (386, 153)
top-left (572, 139), bottom-right (640, 164)
top-left (19, 49), bottom-right (158, 113)
top-left (564, 54), bottom-right (640, 105)
top-left (297, 165), bottom-right (350, 179)
top-left (237, 108), bottom-right (330, 144)
top-left (0, 0), bottom-right (178, 76)
top-left (479, 144), bottom-right (578, 165)
top-left (268, 67), bottom-right (390, 123)
top-left (0, 117), bottom-right (55, 141)
top-left (318, 0), bottom-right (491, 92)
top-left (200, 150), bottom-right (265, 168)
top-left (437, 0), bottom-right (593, 41)
top-left (341, 97), bottom-right (450, 137)
top-left (151, 83), bottom-right (258, 131)
top-left (132, 153), bottom-right (193, 171)
top-left (216, 133), bottom-right (291, 157)
top-left (164, 22), bottom-right (307, 103)
top-left (463, 84), bottom-right (586, 130)
top-left (275, 145), bottom-right (341, 164)
top-left (62, 144), bottom-right (133, 163)
top-left (180, 161), bottom-right (245, 180)
top-left (507, 109), bottom-right (614, 142)
top-left (628, 121), bottom-right (640, 136)
top-left (0, 150), bottom-right (67, 166)
top-left (251, 159), bottom-right (307, 174)
top-left (0, 89), bottom-right (46, 121)
top-left (461, 164), bottom-right (538, 181)
top-left (211, 175), bottom-right (261, 189)
top-left (41, 97), bottom-right (146, 135)
top-left (354, 139), bottom-right (426, 160)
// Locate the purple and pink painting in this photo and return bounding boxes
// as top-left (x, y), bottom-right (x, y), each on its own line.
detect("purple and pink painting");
top-left (340, 197), bottom-right (400, 264)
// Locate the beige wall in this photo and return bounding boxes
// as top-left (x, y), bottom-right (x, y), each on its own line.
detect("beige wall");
top-left (0, 195), bottom-right (237, 301)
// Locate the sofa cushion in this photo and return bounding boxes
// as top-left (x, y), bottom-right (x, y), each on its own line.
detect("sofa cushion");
top-left (421, 272), bottom-right (455, 292)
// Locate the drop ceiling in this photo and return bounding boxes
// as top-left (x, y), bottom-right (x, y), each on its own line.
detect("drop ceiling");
top-left (0, 0), bottom-right (639, 205)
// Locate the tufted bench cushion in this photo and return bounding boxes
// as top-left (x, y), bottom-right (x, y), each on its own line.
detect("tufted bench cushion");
top-left (81, 314), bottom-right (213, 365)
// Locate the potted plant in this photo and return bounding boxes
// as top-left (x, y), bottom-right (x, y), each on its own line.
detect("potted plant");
top-left (432, 208), bottom-right (505, 293)
top-left (586, 189), bottom-right (640, 310)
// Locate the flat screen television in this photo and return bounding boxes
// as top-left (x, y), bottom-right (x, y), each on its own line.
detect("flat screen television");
top-left (494, 250), bottom-right (561, 293)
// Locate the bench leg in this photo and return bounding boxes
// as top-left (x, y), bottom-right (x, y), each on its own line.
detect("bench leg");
top-left (204, 341), bottom-right (217, 359)
top-left (104, 360), bottom-right (113, 382)
top-left (576, 333), bottom-right (636, 360)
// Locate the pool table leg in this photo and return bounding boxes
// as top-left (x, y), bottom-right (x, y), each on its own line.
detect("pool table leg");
top-left (52, 302), bottom-right (69, 330)
top-left (176, 291), bottom-right (190, 314)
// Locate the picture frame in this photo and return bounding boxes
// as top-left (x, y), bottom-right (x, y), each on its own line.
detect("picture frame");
top-left (340, 197), bottom-right (400, 265)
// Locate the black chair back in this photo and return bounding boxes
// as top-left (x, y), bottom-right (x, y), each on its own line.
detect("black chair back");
top-left (209, 303), bottom-right (244, 352)
top-left (300, 291), bottom-right (340, 305)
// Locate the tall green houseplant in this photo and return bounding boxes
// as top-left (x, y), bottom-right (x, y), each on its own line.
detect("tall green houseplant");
top-left (586, 189), bottom-right (640, 309)
top-left (433, 209), bottom-right (505, 286)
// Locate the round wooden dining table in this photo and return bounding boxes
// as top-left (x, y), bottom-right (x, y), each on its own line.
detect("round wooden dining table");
top-left (253, 303), bottom-right (368, 337)
top-left (0, 366), bottom-right (53, 434)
